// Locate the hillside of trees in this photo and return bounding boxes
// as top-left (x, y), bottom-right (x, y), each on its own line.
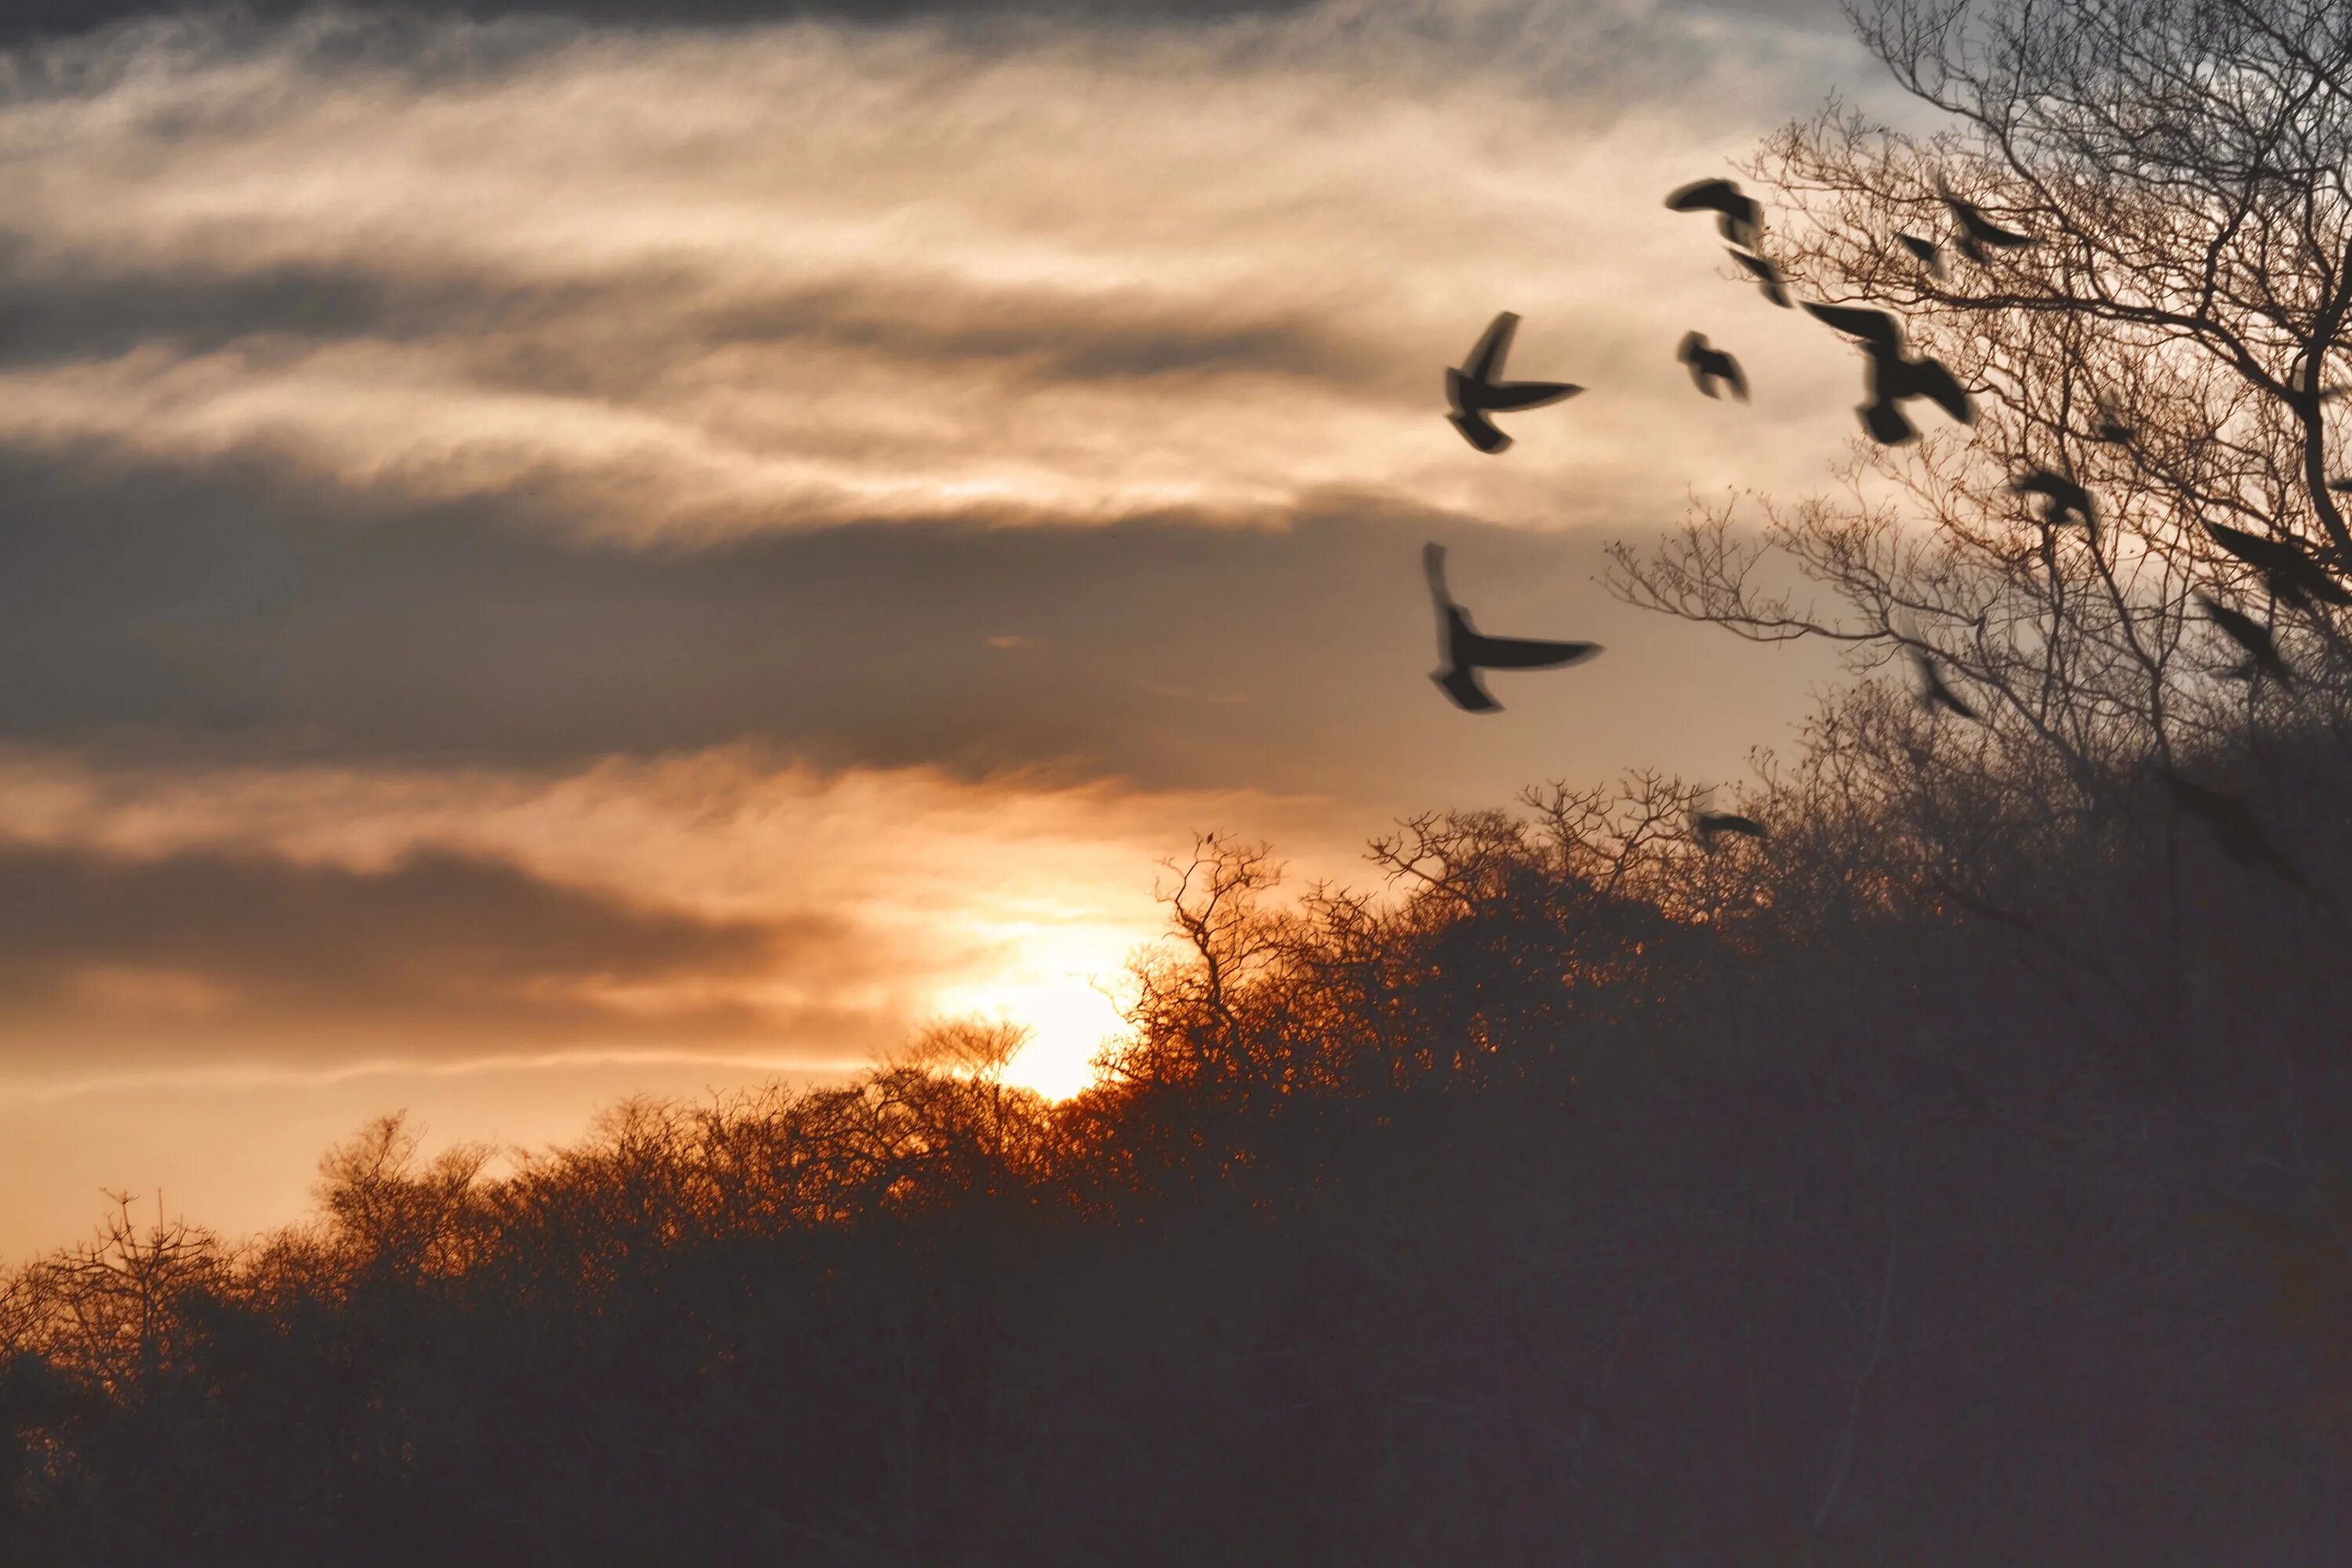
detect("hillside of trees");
top-left (9, 0), bottom-right (2352, 1560)
top-left (4, 733), bottom-right (2351, 1565)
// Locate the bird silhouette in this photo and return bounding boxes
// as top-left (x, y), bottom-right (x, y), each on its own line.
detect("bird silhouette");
top-left (1802, 301), bottom-right (1975, 444)
top-left (1692, 810), bottom-right (1766, 848)
top-left (1936, 176), bottom-right (2038, 263)
top-left (1896, 232), bottom-right (1947, 281)
top-left (1445, 312), bottom-right (1582, 454)
top-left (1728, 248), bottom-right (1791, 307)
top-left (2092, 394), bottom-right (2136, 442)
top-left (2326, 477), bottom-right (2351, 493)
top-left (1912, 648), bottom-right (1979, 720)
top-left (1424, 543), bottom-right (1602, 713)
top-left (2201, 519), bottom-right (2352, 608)
top-left (1678, 332), bottom-right (1749, 401)
top-left (1666, 177), bottom-right (1762, 250)
top-left (2012, 468), bottom-right (2096, 533)
top-left (2197, 593), bottom-right (2293, 687)
top-left (2154, 766), bottom-right (2314, 894)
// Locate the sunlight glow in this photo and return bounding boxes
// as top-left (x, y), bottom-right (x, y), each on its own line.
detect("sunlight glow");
top-left (938, 974), bottom-right (1128, 1102)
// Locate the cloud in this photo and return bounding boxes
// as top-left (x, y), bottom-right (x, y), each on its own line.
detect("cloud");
top-left (0, 442), bottom-right (1838, 802)
top-left (0, 838), bottom-right (874, 1062)
top-left (2, 0), bottom-right (1330, 51)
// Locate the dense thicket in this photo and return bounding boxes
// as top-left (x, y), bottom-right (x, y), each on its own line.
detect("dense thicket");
top-left (4, 739), bottom-right (2352, 1566)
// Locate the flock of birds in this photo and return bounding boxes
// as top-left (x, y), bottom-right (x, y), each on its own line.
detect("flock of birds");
top-left (1424, 173), bottom-right (2352, 885)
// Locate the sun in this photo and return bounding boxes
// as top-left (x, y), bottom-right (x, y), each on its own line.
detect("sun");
top-left (1003, 976), bottom-right (1127, 1100)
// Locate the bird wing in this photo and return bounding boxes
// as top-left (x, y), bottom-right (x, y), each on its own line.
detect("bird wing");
top-left (1719, 352), bottom-right (1749, 401)
top-left (2198, 594), bottom-right (2263, 651)
top-left (1460, 631), bottom-right (1603, 670)
top-left (1728, 251), bottom-right (1791, 307)
top-left (1423, 542), bottom-right (1454, 610)
top-left (1678, 330), bottom-right (1702, 363)
top-left (1446, 409), bottom-right (1510, 454)
top-left (1904, 357), bottom-right (1976, 425)
top-left (1425, 547), bottom-right (1468, 670)
top-left (1478, 379), bottom-right (1581, 413)
top-left (2203, 519), bottom-right (2299, 573)
top-left (1432, 666), bottom-right (1501, 713)
top-left (1665, 177), bottom-right (1740, 214)
top-left (1863, 398), bottom-right (1918, 445)
top-left (1802, 299), bottom-right (1900, 347)
top-left (1461, 312), bottom-right (1519, 384)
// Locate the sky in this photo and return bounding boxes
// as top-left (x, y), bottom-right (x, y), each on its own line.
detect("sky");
top-left (0, 0), bottom-right (1898, 1259)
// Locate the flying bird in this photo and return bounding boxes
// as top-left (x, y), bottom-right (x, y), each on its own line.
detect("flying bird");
top-left (1666, 177), bottom-right (1762, 250)
top-left (1936, 176), bottom-right (2038, 263)
top-left (2092, 394), bottom-right (2136, 442)
top-left (1912, 648), bottom-right (1979, 720)
top-left (2201, 519), bottom-right (2352, 608)
top-left (1896, 232), bottom-right (1947, 281)
top-left (1445, 312), bottom-right (1582, 455)
top-left (1728, 248), bottom-right (1791, 307)
top-left (1802, 301), bottom-right (1975, 444)
top-left (1424, 543), bottom-right (1602, 713)
top-left (1692, 810), bottom-right (1767, 848)
top-left (2154, 766), bottom-right (2314, 894)
top-left (2197, 593), bottom-right (2293, 687)
top-left (2325, 477), bottom-right (2352, 493)
top-left (1678, 332), bottom-right (1749, 401)
top-left (2012, 468), bottom-right (2096, 533)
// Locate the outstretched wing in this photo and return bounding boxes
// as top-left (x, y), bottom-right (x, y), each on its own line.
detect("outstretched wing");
top-left (1665, 177), bottom-right (1740, 214)
top-left (1897, 233), bottom-right (1947, 280)
top-left (1905, 356), bottom-right (1976, 425)
top-left (1729, 249), bottom-right (1789, 307)
top-left (1719, 352), bottom-right (1749, 402)
top-left (1802, 299), bottom-right (1900, 347)
top-left (1425, 545), bottom-right (1466, 669)
top-left (1461, 311), bottom-right (1519, 384)
top-left (1863, 398), bottom-right (1918, 445)
top-left (1460, 631), bottom-right (1603, 671)
top-left (1432, 666), bottom-right (1501, 713)
top-left (1479, 379), bottom-right (1581, 413)
top-left (1446, 409), bottom-right (1510, 454)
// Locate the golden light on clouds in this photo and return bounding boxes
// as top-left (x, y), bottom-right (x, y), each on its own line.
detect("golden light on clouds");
top-left (0, 0), bottom-right (1878, 1257)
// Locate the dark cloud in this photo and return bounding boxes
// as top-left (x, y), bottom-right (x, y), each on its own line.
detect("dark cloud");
top-left (0, 0), bottom-right (1319, 50)
top-left (0, 246), bottom-right (1385, 401)
top-left (0, 837), bottom-right (866, 1056)
top-left (0, 439), bottom-right (1831, 806)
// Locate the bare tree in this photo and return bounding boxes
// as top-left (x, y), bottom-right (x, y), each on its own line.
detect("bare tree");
top-left (1609, 0), bottom-right (2352, 909)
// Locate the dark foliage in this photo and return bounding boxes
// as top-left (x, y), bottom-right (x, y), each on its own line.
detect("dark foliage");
top-left (5, 740), bottom-right (2352, 1566)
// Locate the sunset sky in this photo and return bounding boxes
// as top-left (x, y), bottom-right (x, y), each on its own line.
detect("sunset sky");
top-left (0, 0), bottom-right (1904, 1258)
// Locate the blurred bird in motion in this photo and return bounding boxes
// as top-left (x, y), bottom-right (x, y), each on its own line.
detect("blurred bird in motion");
top-left (1692, 810), bottom-right (1767, 848)
top-left (1802, 301), bottom-right (1975, 444)
top-left (2198, 594), bottom-right (2293, 688)
top-left (1678, 332), bottom-right (1749, 401)
top-left (1445, 311), bottom-right (1582, 454)
top-left (2201, 519), bottom-right (2352, 608)
top-left (1729, 249), bottom-right (1791, 307)
top-left (1896, 232), bottom-right (1947, 280)
top-left (2013, 468), bottom-right (2096, 534)
top-left (1424, 543), bottom-right (1602, 713)
top-left (2154, 766), bottom-right (2317, 895)
top-left (1937, 176), bottom-right (2038, 263)
top-left (1666, 177), bottom-right (1763, 251)
top-left (1912, 648), bottom-right (1979, 720)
